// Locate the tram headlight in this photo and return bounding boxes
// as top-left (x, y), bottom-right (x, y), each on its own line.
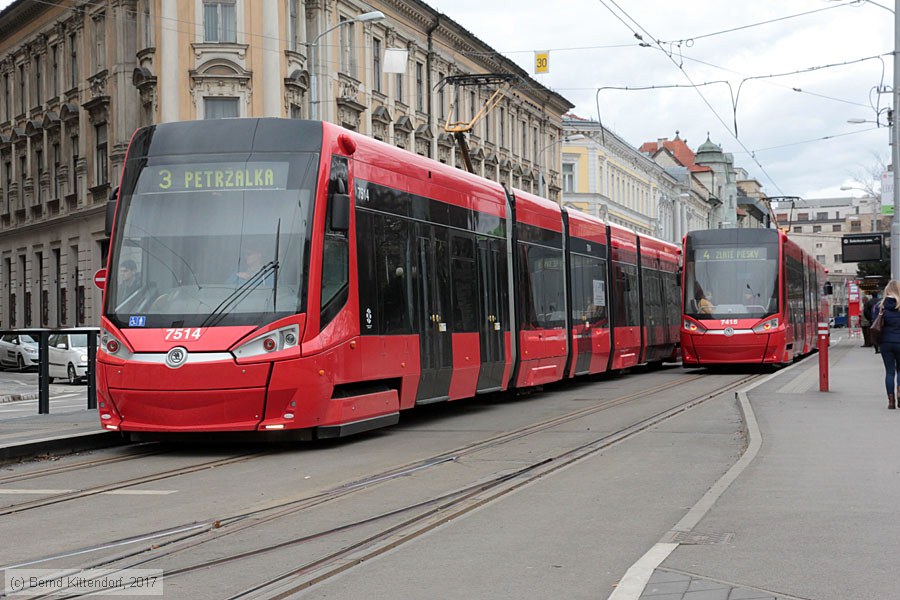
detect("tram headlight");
top-left (233, 324), bottom-right (300, 359)
top-left (100, 329), bottom-right (123, 355)
top-left (683, 318), bottom-right (707, 334)
top-left (752, 317), bottom-right (779, 333)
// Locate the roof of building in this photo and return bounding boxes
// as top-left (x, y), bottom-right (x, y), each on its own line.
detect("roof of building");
top-left (638, 134), bottom-right (712, 173)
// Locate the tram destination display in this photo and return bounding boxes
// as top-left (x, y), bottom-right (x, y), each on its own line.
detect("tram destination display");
top-left (841, 234), bottom-right (884, 263)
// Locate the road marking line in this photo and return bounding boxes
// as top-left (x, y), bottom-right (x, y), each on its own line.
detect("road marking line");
top-left (0, 489), bottom-right (177, 495)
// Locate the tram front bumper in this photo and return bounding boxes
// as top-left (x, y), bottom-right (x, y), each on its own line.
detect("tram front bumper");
top-left (97, 359), bottom-right (271, 432)
top-left (683, 332), bottom-right (775, 364)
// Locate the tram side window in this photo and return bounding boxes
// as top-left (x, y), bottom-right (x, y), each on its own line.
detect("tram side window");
top-left (321, 156), bottom-right (350, 329)
top-left (612, 261), bottom-right (639, 327)
top-left (518, 243), bottom-right (565, 330)
top-left (664, 270), bottom-right (681, 328)
top-left (450, 235), bottom-right (477, 332)
top-left (643, 269), bottom-right (663, 329)
top-left (379, 215), bottom-right (412, 333)
top-left (570, 253), bottom-right (607, 326)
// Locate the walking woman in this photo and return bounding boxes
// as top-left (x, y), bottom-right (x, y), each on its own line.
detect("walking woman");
top-left (873, 280), bottom-right (900, 409)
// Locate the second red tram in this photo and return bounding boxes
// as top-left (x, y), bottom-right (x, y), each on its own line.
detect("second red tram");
top-left (97, 118), bottom-right (681, 438)
top-left (681, 228), bottom-right (827, 366)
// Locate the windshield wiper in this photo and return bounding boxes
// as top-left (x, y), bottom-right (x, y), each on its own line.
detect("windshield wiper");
top-left (199, 260), bottom-right (279, 328)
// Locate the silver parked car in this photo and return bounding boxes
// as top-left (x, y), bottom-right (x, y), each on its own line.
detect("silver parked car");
top-left (0, 334), bottom-right (39, 370)
top-left (48, 333), bottom-right (90, 384)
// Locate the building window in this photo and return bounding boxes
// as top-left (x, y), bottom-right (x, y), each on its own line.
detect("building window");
top-left (339, 18), bottom-right (356, 77)
top-left (142, 0), bottom-right (153, 49)
top-left (521, 122), bottom-right (527, 159)
top-left (70, 134), bottom-right (78, 191)
top-left (69, 32), bottom-right (78, 89)
top-left (204, 96), bottom-right (239, 119)
top-left (832, 224), bottom-right (842, 232)
top-left (95, 123), bottom-right (108, 186)
top-left (203, 0), bottom-right (236, 43)
top-left (499, 107), bottom-right (506, 147)
top-left (52, 143), bottom-right (59, 200)
top-left (816, 211), bottom-right (828, 220)
top-left (290, 103), bottom-right (302, 119)
top-left (833, 254), bottom-right (841, 262)
top-left (18, 64), bottom-right (25, 115)
top-left (562, 162), bottom-right (575, 192)
top-left (813, 225), bottom-right (821, 233)
top-left (816, 255), bottom-right (826, 263)
top-left (415, 62), bottom-right (424, 112)
top-left (793, 226), bottom-right (802, 233)
top-left (396, 72), bottom-right (403, 103)
top-left (3, 72), bottom-right (9, 120)
top-left (94, 13), bottom-right (106, 72)
top-left (373, 37), bottom-right (382, 93)
top-left (33, 55), bottom-right (41, 106)
top-left (50, 45), bottom-right (58, 98)
top-left (469, 91), bottom-right (476, 121)
top-left (288, 0), bottom-right (300, 52)
top-left (850, 221), bottom-right (861, 231)
top-left (797, 212), bottom-right (808, 221)
top-left (437, 72), bottom-right (445, 119)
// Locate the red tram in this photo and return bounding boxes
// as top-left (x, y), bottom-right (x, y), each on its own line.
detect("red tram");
top-left (681, 228), bottom-right (827, 366)
top-left (97, 119), bottom-right (680, 438)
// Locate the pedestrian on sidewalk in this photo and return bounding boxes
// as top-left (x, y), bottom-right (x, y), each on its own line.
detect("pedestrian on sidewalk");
top-left (872, 281), bottom-right (900, 409)
top-left (865, 293), bottom-right (881, 351)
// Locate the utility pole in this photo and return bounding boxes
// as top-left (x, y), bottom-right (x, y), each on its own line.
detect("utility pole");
top-left (893, 0), bottom-right (900, 278)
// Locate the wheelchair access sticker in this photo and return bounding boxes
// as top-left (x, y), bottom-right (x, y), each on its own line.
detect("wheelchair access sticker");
top-left (129, 316), bottom-right (147, 327)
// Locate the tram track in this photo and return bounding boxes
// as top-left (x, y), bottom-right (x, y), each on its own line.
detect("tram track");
top-left (0, 451), bottom-right (273, 516)
top-left (11, 371), bottom-right (762, 599)
top-left (0, 445), bottom-right (167, 486)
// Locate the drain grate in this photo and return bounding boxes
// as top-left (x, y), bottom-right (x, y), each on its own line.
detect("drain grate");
top-left (662, 530), bottom-right (735, 545)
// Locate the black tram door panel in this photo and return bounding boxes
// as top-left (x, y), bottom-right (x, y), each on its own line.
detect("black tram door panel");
top-left (415, 225), bottom-right (453, 403)
top-left (476, 237), bottom-right (508, 392)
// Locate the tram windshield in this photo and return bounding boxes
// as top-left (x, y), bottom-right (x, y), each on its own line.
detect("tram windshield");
top-left (106, 153), bottom-right (317, 329)
top-left (684, 244), bottom-right (779, 320)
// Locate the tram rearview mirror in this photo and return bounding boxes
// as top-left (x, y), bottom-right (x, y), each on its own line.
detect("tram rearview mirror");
top-left (331, 193), bottom-right (350, 231)
top-left (104, 187), bottom-right (119, 237)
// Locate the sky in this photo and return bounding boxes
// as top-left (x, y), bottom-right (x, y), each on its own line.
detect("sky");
top-left (0, 0), bottom-right (891, 202)
top-left (423, 0), bottom-right (894, 202)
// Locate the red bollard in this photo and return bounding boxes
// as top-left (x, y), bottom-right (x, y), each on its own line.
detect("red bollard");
top-left (818, 321), bottom-right (830, 392)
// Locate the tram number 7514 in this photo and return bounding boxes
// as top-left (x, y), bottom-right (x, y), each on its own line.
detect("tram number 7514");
top-left (165, 328), bottom-right (204, 341)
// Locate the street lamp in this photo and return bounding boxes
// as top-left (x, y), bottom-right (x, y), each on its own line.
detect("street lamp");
top-left (309, 10), bottom-right (385, 121)
top-left (538, 133), bottom-right (584, 197)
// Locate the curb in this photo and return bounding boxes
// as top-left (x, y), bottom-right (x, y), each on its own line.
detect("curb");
top-left (0, 430), bottom-right (126, 466)
top-left (0, 393), bottom-right (39, 404)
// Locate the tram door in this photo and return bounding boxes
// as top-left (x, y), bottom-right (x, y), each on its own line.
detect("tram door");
top-left (476, 237), bottom-right (508, 392)
top-left (415, 225), bottom-right (453, 403)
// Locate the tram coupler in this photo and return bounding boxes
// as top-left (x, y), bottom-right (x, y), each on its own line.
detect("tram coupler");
top-left (818, 321), bottom-right (830, 392)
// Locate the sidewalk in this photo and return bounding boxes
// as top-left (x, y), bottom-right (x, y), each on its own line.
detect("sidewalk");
top-left (633, 333), bottom-right (897, 600)
top-left (0, 409), bottom-right (120, 465)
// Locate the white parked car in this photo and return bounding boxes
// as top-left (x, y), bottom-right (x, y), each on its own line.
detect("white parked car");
top-left (0, 334), bottom-right (39, 370)
top-left (48, 333), bottom-right (90, 384)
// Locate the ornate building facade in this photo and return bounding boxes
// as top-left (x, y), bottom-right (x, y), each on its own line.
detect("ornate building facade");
top-left (0, 0), bottom-right (572, 328)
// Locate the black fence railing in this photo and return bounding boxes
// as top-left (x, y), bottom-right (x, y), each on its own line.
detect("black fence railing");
top-left (1, 328), bottom-right (100, 414)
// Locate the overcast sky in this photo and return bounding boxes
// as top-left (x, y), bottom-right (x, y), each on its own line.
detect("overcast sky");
top-left (0, 0), bottom-right (891, 201)
top-left (423, 0), bottom-right (893, 202)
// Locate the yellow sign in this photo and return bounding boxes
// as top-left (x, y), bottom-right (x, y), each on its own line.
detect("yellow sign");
top-left (535, 51), bottom-right (549, 74)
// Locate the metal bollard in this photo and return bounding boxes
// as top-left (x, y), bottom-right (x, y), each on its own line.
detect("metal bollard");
top-left (818, 321), bottom-right (830, 392)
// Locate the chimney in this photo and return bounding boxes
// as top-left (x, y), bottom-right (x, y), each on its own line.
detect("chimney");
top-left (657, 138), bottom-right (667, 150)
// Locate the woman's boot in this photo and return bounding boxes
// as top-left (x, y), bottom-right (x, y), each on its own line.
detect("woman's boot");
top-left (890, 393), bottom-right (896, 410)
